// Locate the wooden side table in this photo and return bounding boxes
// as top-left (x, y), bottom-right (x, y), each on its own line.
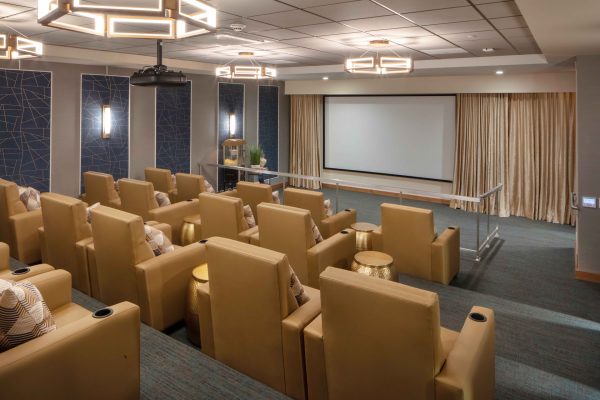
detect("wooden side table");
top-left (181, 214), bottom-right (202, 245)
top-left (185, 263), bottom-right (208, 346)
top-left (351, 251), bottom-right (395, 281)
top-left (351, 222), bottom-right (378, 251)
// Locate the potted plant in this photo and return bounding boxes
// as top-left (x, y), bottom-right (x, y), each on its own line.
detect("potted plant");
top-left (249, 145), bottom-right (262, 168)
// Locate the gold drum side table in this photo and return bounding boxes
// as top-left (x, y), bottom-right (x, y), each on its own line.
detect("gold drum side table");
top-left (185, 263), bottom-right (208, 346)
top-left (351, 222), bottom-right (378, 251)
top-left (181, 214), bottom-right (202, 245)
top-left (351, 251), bottom-right (395, 281)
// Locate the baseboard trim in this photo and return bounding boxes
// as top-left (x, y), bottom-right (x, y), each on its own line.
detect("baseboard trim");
top-left (321, 183), bottom-right (451, 205)
top-left (575, 270), bottom-right (600, 283)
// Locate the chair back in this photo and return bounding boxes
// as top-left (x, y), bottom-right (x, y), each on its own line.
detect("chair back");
top-left (198, 193), bottom-right (247, 240)
top-left (0, 179), bottom-right (27, 244)
top-left (175, 173), bottom-right (205, 201)
top-left (236, 181), bottom-right (273, 224)
top-left (320, 267), bottom-right (445, 400)
top-left (381, 203), bottom-right (436, 279)
top-left (207, 237), bottom-right (297, 392)
top-left (257, 203), bottom-right (315, 284)
top-left (144, 167), bottom-right (173, 194)
top-left (40, 193), bottom-right (91, 290)
top-left (90, 205), bottom-right (154, 306)
top-left (119, 179), bottom-right (159, 221)
top-left (284, 187), bottom-right (326, 231)
top-left (83, 171), bottom-right (119, 206)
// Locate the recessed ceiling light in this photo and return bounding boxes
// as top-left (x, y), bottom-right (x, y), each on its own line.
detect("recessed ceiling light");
top-left (238, 51), bottom-right (254, 57)
top-left (322, 76), bottom-right (329, 80)
top-left (496, 70), bottom-right (504, 75)
top-left (482, 47), bottom-right (495, 53)
top-left (369, 39), bottom-right (389, 47)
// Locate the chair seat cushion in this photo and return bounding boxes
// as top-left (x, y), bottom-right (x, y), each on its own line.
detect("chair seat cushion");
top-left (0, 279), bottom-right (56, 351)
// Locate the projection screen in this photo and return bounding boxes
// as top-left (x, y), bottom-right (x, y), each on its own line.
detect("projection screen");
top-left (324, 95), bottom-right (456, 181)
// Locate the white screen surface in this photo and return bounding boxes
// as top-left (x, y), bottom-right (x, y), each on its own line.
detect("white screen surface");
top-left (324, 96), bottom-right (456, 181)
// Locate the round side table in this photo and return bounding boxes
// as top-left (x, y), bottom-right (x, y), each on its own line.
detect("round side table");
top-left (351, 251), bottom-right (395, 281)
top-left (181, 214), bottom-right (202, 245)
top-left (185, 263), bottom-right (208, 347)
top-left (351, 222), bottom-right (378, 251)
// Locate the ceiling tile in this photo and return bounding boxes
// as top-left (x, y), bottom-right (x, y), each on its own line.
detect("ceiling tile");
top-left (260, 28), bottom-right (311, 40)
top-left (403, 6), bottom-right (482, 25)
top-left (219, 19), bottom-right (278, 33)
top-left (426, 20), bottom-right (493, 35)
top-left (400, 35), bottom-right (454, 50)
top-left (278, 0), bottom-right (353, 6)
top-left (343, 15), bottom-right (414, 31)
top-left (475, 1), bottom-right (521, 19)
top-left (422, 47), bottom-right (468, 55)
top-left (489, 15), bottom-right (526, 30)
top-left (248, 41), bottom-right (298, 50)
top-left (321, 32), bottom-right (374, 45)
top-left (499, 27), bottom-right (532, 38)
top-left (278, 46), bottom-right (342, 61)
top-left (205, 0), bottom-right (294, 17)
top-left (453, 37), bottom-right (515, 55)
top-left (292, 22), bottom-right (357, 36)
top-left (441, 30), bottom-right (502, 42)
top-left (507, 37), bottom-right (540, 53)
top-left (376, 0), bottom-right (469, 14)
top-left (306, 1), bottom-right (391, 21)
top-left (250, 9), bottom-right (329, 28)
top-left (281, 37), bottom-right (358, 55)
top-left (0, 3), bottom-right (31, 18)
top-left (367, 26), bottom-right (433, 38)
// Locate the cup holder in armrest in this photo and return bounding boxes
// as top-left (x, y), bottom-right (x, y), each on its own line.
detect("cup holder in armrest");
top-left (344, 209), bottom-right (352, 212)
top-left (199, 239), bottom-right (208, 244)
top-left (187, 199), bottom-right (194, 202)
top-left (12, 267), bottom-right (31, 275)
top-left (448, 226), bottom-right (457, 230)
top-left (469, 312), bottom-right (487, 323)
top-left (341, 230), bottom-right (349, 234)
top-left (92, 308), bottom-right (113, 319)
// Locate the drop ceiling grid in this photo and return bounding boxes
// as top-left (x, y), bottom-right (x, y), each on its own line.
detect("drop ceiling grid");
top-left (0, 0), bottom-right (540, 66)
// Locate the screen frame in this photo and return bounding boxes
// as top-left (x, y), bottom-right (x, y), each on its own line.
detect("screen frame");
top-left (322, 93), bottom-right (457, 183)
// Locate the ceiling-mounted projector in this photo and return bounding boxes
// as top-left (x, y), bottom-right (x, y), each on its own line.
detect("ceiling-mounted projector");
top-left (131, 40), bottom-right (187, 87)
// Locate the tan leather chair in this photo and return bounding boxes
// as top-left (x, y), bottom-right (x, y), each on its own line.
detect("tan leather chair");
top-left (173, 172), bottom-right (205, 203)
top-left (372, 203), bottom-right (460, 285)
top-left (284, 187), bottom-right (357, 239)
top-left (81, 171), bottom-right (121, 208)
top-left (144, 167), bottom-right (176, 202)
top-left (0, 242), bottom-right (54, 281)
top-left (198, 192), bottom-right (258, 243)
top-left (304, 267), bottom-right (495, 400)
top-left (0, 269), bottom-right (140, 400)
top-left (39, 193), bottom-right (94, 295)
top-left (256, 203), bottom-right (356, 288)
top-left (89, 205), bottom-right (206, 330)
top-left (236, 181), bottom-right (275, 224)
top-left (0, 241), bottom-right (8, 270)
top-left (0, 178), bottom-right (43, 264)
top-left (197, 237), bottom-right (320, 400)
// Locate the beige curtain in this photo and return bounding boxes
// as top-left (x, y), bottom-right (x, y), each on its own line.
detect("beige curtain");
top-left (289, 95), bottom-right (322, 189)
top-left (452, 93), bottom-right (576, 224)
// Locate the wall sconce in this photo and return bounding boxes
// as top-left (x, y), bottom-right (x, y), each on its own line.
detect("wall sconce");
top-left (102, 104), bottom-right (111, 139)
top-left (229, 113), bottom-right (236, 138)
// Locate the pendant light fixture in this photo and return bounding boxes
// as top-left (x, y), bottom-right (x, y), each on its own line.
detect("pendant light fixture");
top-left (37, 0), bottom-right (217, 40)
top-left (216, 52), bottom-right (276, 80)
top-left (0, 33), bottom-right (43, 60)
top-left (345, 40), bottom-right (413, 75)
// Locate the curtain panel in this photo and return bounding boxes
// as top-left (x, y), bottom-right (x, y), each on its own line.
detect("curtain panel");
top-left (289, 95), bottom-right (322, 189)
top-left (452, 93), bottom-right (576, 224)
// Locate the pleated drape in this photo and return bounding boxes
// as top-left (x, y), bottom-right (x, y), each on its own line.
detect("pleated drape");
top-left (289, 95), bottom-right (322, 189)
top-left (452, 92), bottom-right (576, 224)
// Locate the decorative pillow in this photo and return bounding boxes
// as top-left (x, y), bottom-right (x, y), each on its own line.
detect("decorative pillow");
top-left (85, 202), bottom-right (100, 224)
top-left (311, 218), bottom-right (323, 244)
top-left (17, 186), bottom-right (41, 211)
top-left (243, 204), bottom-right (257, 228)
top-left (144, 225), bottom-right (175, 256)
top-left (113, 180), bottom-right (120, 192)
top-left (0, 279), bottom-right (56, 352)
top-left (171, 174), bottom-right (177, 190)
top-left (323, 199), bottom-right (333, 217)
top-left (154, 191), bottom-right (171, 207)
top-left (204, 180), bottom-right (215, 193)
top-left (288, 266), bottom-right (310, 306)
top-left (272, 190), bottom-right (281, 204)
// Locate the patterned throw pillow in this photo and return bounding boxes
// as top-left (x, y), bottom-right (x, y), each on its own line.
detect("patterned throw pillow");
top-left (311, 218), bottom-right (323, 244)
top-left (144, 224), bottom-right (175, 256)
top-left (86, 202), bottom-right (100, 224)
top-left (323, 199), bottom-right (333, 217)
top-left (154, 191), bottom-right (171, 207)
top-left (17, 186), bottom-right (41, 211)
top-left (0, 279), bottom-right (56, 352)
top-left (243, 204), bottom-right (256, 228)
top-left (114, 180), bottom-right (120, 192)
top-left (171, 174), bottom-right (177, 190)
top-left (288, 266), bottom-right (310, 306)
top-left (204, 180), bottom-right (215, 193)
top-left (272, 190), bottom-right (281, 204)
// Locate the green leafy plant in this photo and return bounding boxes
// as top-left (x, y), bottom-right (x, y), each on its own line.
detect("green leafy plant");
top-left (249, 145), bottom-right (262, 166)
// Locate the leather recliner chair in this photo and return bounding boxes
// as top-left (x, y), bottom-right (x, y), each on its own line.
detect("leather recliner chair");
top-left (256, 203), bottom-right (356, 288)
top-left (197, 237), bottom-right (321, 400)
top-left (173, 172), bottom-right (205, 203)
top-left (284, 187), bottom-right (357, 239)
top-left (0, 269), bottom-right (141, 400)
top-left (87, 205), bottom-right (206, 330)
top-left (38, 192), bottom-right (94, 295)
top-left (144, 167), bottom-right (177, 202)
top-left (198, 192), bottom-right (258, 243)
top-left (0, 178), bottom-right (43, 264)
top-left (81, 171), bottom-right (121, 208)
top-left (0, 241), bottom-right (54, 281)
top-left (304, 267), bottom-right (495, 400)
top-left (235, 181), bottom-right (276, 224)
top-left (372, 203), bottom-right (460, 285)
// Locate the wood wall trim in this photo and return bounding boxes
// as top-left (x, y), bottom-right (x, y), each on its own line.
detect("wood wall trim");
top-left (575, 270), bottom-right (600, 283)
top-left (321, 183), bottom-right (451, 205)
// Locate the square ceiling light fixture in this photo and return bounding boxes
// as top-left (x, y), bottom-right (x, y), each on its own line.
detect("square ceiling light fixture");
top-left (0, 34), bottom-right (43, 59)
top-left (345, 56), bottom-right (413, 75)
top-left (37, 0), bottom-right (217, 39)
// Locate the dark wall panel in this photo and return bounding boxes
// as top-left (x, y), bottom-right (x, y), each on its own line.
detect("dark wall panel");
top-left (80, 74), bottom-right (129, 192)
top-left (258, 85), bottom-right (279, 172)
top-left (156, 81), bottom-right (191, 173)
top-left (0, 69), bottom-right (51, 191)
top-left (218, 82), bottom-right (244, 190)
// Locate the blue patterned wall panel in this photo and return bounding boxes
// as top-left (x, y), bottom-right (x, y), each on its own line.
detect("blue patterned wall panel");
top-left (80, 74), bottom-right (129, 192)
top-left (258, 85), bottom-right (279, 172)
top-left (0, 69), bottom-right (51, 192)
top-left (218, 82), bottom-right (244, 191)
top-left (156, 82), bottom-right (191, 173)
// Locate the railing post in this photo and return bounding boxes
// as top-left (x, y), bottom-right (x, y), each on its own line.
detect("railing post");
top-left (476, 200), bottom-right (481, 262)
top-left (335, 182), bottom-right (340, 213)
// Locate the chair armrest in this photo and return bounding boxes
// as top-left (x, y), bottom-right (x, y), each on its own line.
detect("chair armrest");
top-left (74, 237), bottom-right (95, 296)
top-left (109, 198), bottom-right (121, 209)
top-left (0, 301), bottom-right (140, 400)
top-left (26, 269), bottom-right (72, 311)
top-left (148, 199), bottom-right (201, 245)
top-left (249, 230), bottom-right (260, 246)
top-left (304, 314), bottom-right (328, 400)
top-left (135, 242), bottom-right (207, 330)
top-left (435, 306), bottom-right (495, 400)
top-left (306, 230), bottom-right (356, 288)
top-left (168, 189), bottom-right (178, 204)
top-left (238, 225), bottom-right (259, 244)
top-left (431, 226), bottom-right (460, 285)
top-left (37, 226), bottom-right (48, 263)
top-left (146, 221), bottom-right (173, 242)
top-left (9, 209), bottom-right (43, 264)
top-left (371, 226), bottom-right (383, 251)
top-left (321, 208), bottom-right (357, 239)
top-left (198, 282), bottom-right (214, 358)
top-left (0, 242), bottom-right (9, 271)
top-left (282, 286), bottom-right (321, 400)
top-left (85, 243), bottom-right (102, 299)
top-left (0, 263), bottom-right (54, 282)
top-left (220, 189), bottom-right (238, 197)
